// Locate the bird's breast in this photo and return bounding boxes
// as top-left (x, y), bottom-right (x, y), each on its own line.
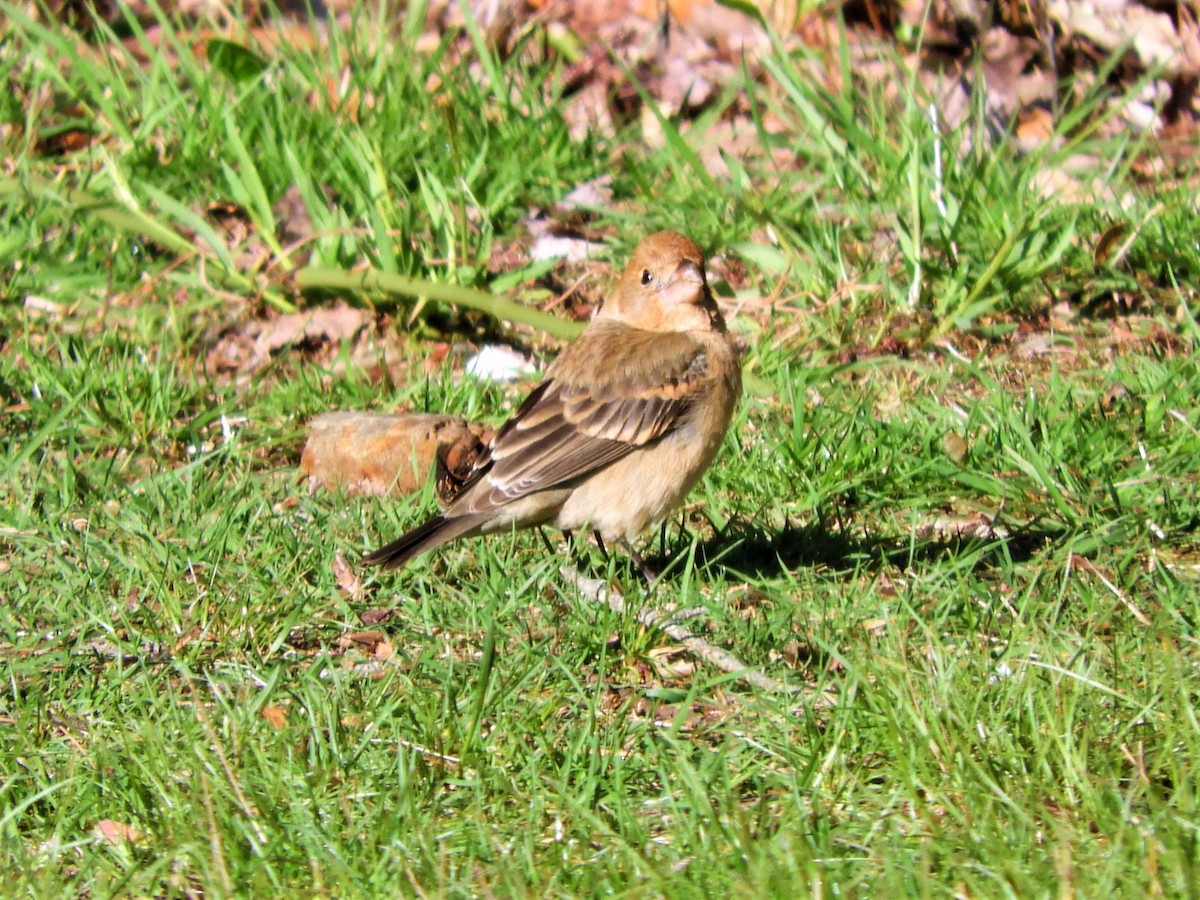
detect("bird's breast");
top-left (554, 338), bottom-right (741, 541)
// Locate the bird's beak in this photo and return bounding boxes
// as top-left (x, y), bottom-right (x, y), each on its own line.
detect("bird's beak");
top-left (660, 258), bottom-right (706, 306)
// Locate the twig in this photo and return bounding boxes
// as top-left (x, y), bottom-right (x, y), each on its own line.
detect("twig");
top-left (561, 566), bottom-right (790, 693)
top-left (1070, 554), bottom-right (1152, 626)
top-left (396, 739), bottom-right (462, 769)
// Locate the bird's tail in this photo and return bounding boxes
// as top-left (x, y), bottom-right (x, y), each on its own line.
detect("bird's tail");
top-left (363, 514), bottom-right (482, 571)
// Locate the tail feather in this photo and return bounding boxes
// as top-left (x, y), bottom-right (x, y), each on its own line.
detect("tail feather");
top-left (364, 514), bottom-right (482, 571)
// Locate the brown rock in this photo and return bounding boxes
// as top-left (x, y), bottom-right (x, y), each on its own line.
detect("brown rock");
top-left (300, 412), bottom-right (493, 498)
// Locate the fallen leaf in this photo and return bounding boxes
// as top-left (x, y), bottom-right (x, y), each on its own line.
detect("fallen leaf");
top-left (551, 175), bottom-right (614, 217)
top-left (861, 617), bottom-right (888, 635)
top-left (36, 127), bottom-right (100, 156)
top-left (261, 706), bottom-right (288, 730)
top-left (253, 305), bottom-right (370, 357)
top-left (1048, 0), bottom-right (1184, 76)
top-left (941, 430), bottom-right (969, 465)
top-left (93, 820), bottom-right (141, 845)
top-left (359, 609), bottom-right (394, 626)
top-left (332, 551), bottom-right (362, 598)
top-left (1094, 222), bottom-right (1130, 265)
top-left (23, 296), bottom-right (66, 319)
top-left (208, 304), bottom-right (371, 378)
top-left (337, 631), bottom-right (388, 654)
top-left (274, 182), bottom-right (319, 265)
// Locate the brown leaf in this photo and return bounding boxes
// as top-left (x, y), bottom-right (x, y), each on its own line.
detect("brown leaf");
top-left (93, 819), bottom-right (141, 845)
top-left (1049, 1), bottom-right (1184, 77)
top-left (860, 617), bottom-right (888, 635)
top-left (332, 550), bottom-right (362, 598)
top-left (911, 512), bottom-right (1009, 542)
top-left (1094, 222), bottom-right (1130, 266)
top-left (36, 128), bottom-right (99, 156)
top-left (337, 631), bottom-right (388, 654)
top-left (941, 430), bottom-right (969, 465)
top-left (435, 422), bottom-right (493, 503)
top-left (1100, 381), bottom-right (1134, 415)
top-left (207, 304), bottom-right (370, 378)
top-left (359, 608), bottom-right (395, 626)
top-left (253, 305), bottom-right (370, 357)
top-left (1016, 105), bottom-right (1055, 147)
top-left (648, 645), bottom-right (695, 680)
top-left (261, 706), bottom-right (288, 730)
top-left (274, 182), bottom-right (318, 265)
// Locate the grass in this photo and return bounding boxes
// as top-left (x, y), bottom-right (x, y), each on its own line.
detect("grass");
top-left (3, 2), bottom-right (1200, 895)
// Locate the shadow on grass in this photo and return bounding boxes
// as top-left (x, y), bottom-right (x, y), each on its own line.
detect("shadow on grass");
top-left (650, 516), bottom-right (1067, 583)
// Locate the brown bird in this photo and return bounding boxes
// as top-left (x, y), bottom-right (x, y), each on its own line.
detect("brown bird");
top-left (364, 230), bottom-right (742, 576)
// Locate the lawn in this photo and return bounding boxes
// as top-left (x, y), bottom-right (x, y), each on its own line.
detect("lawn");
top-left (2, 2), bottom-right (1199, 896)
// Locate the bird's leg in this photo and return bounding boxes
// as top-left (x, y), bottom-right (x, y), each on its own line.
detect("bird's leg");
top-left (619, 539), bottom-right (658, 586)
top-left (536, 526), bottom-right (559, 557)
top-left (560, 528), bottom-right (580, 562)
top-left (593, 529), bottom-right (609, 562)
top-left (563, 529), bottom-right (596, 569)
top-left (546, 528), bottom-right (591, 570)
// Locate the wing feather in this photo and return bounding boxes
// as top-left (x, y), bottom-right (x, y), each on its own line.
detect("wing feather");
top-left (449, 329), bottom-right (710, 516)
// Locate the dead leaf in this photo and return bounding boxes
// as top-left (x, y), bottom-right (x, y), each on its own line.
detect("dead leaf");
top-left (1048, 0), bottom-right (1184, 76)
top-left (861, 617), bottom-right (888, 635)
top-left (1014, 331), bottom-right (1077, 360)
top-left (332, 550), bottom-right (362, 598)
top-left (359, 608), bottom-right (394, 626)
top-left (93, 819), bottom-right (141, 845)
top-left (253, 305), bottom-right (369, 357)
top-left (261, 706), bottom-right (288, 730)
top-left (1031, 154), bottom-right (1122, 206)
top-left (36, 127), bottom-right (99, 156)
top-left (1094, 222), bottom-right (1130, 265)
top-left (551, 175), bottom-right (614, 218)
top-left (1100, 381), bottom-right (1134, 415)
top-left (648, 645), bottom-right (696, 680)
top-left (941, 430), bottom-right (969, 465)
top-left (207, 304), bottom-right (370, 378)
top-left (912, 512), bottom-right (1009, 542)
top-left (274, 182), bottom-right (318, 265)
top-left (1016, 105), bottom-right (1056, 147)
top-left (23, 296), bottom-right (67, 319)
top-left (337, 631), bottom-right (388, 654)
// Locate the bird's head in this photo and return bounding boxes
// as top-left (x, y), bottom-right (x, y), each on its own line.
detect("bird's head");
top-left (597, 231), bottom-right (727, 334)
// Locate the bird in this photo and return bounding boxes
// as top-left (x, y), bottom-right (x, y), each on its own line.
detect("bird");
top-left (364, 230), bottom-right (743, 577)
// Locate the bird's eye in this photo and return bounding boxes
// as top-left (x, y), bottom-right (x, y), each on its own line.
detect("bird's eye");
top-left (640, 269), bottom-right (653, 285)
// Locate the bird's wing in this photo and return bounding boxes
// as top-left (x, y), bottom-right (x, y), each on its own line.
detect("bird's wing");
top-left (452, 329), bottom-right (710, 514)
